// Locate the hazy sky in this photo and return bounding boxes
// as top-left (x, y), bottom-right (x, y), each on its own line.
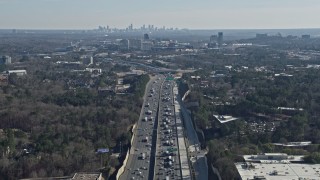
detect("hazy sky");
top-left (1, 0), bottom-right (320, 29)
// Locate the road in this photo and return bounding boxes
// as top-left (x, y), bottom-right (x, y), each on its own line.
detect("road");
top-left (154, 79), bottom-right (182, 180)
top-left (178, 93), bottom-right (208, 180)
top-left (119, 74), bottom-right (164, 180)
top-left (119, 74), bottom-right (203, 180)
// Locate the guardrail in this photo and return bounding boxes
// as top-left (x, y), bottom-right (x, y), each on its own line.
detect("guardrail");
top-left (116, 124), bottom-right (136, 180)
top-left (116, 75), bottom-right (153, 180)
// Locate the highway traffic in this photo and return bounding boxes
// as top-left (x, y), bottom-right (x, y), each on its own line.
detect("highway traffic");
top-left (119, 74), bottom-right (164, 180)
top-left (119, 74), bottom-right (194, 180)
top-left (154, 78), bottom-right (182, 180)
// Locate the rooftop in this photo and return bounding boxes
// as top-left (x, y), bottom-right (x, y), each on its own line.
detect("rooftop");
top-left (213, 115), bottom-right (239, 123)
top-left (235, 162), bottom-right (320, 180)
top-left (236, 153), bottom-right (320, 180)
top-left (273, 141), bottom-right (312, 147)
top-left (243, 153), bottom-right (304, 163)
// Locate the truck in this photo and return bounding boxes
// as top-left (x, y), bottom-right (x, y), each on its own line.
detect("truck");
top-left (141, 153), bottom-right (146, 160)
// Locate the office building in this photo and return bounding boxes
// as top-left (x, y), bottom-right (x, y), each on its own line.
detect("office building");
top-left (218, 32), bottom-right (223, 47)
top-left (141, 41), bottom-right (153, 51)
top-left (235, 153), bottom-right (320, 180)
top-left (210, 35), bottom-right (218, 43)
top-left (1, 55), bottom-right (11, 64)
top-left (119, 39), bottom-right (129, 50)
top-left (7, 70), bottom-right (27, 76)
top-left (144, 33), bottom-right (150, 40)
top-left (208, 35), bottom-right (218, 48)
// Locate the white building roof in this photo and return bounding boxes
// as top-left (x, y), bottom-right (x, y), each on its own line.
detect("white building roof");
top-left (213, 114), bottom-right (239, 123)
top-left (235, 162), bottom-right (320, 180)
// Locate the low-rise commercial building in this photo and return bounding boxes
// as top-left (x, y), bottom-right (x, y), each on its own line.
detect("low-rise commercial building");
top-left (236, 153), bottom-right (320, 180)
top-left (7, 70), bottom-right (27, 76)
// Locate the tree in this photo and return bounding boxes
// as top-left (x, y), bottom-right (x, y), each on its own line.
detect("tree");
top-left (304, 152), bottom-right (320, 164)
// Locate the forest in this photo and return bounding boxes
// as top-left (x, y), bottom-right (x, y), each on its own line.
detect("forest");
top-left (0, 57), bottom-right (150, 179)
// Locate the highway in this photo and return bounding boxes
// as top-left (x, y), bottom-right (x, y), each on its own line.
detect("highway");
top-left (119, 74), bottom-right (203, 180)
top-left (154, 79), bottom-right (182, 180)
top-left (119, 74), bottom-right (164, 180)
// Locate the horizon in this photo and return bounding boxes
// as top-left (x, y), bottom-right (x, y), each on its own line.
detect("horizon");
top-left (2, 27), bottom-right (320, 31)
top-left (1, 0), bottom-right (320, 29)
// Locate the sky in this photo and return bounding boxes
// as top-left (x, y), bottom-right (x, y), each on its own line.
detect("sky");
top-left (0, 0), bottom-right (320, 29)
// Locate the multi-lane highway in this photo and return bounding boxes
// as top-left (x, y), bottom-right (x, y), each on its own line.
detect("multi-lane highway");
top-left (154, 79), bottom-right (182, 180)
top-left (119, 74), bottom-right (195, 180)
top-left (119, 74), bottom-right (164, 180)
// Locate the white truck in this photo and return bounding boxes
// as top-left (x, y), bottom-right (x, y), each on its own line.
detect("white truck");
top-left (141, 152), bottom-right (146, 160)
top-left (146, 110), bottom-right (152, 115)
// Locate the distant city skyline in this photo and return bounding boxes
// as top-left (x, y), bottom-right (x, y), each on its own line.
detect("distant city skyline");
top-left (1, 0), bottom-right (320, 29)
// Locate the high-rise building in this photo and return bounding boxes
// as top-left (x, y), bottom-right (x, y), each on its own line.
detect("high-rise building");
top-left (1, 56), bottom-right (11, 64)
top-left (210, 35), bottom-right (217, 43)
top-left (119, 39), bottom-right (129, 50)
top-left (208, 35), bottom-right (218, 48)
top-left (144, 33), bottom-right (150, 40)
top-left (218, 32), bottom-right (223, 47)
